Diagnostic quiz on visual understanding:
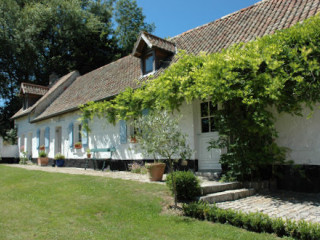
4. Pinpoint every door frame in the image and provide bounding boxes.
[195,100,221,170]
